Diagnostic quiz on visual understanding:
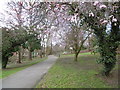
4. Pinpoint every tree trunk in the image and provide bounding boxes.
[18,50,22,63]
[39,50,42,58]
[93,27,118,76]
[21,48,24,59]
[100,49,117,76]
[2,56,9,69]
[103,61,116,76]
[50,41,52,55]
[32,51,34,58]
[74,53,79,62]
[98,39,118,76]
[29,50,32,60]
